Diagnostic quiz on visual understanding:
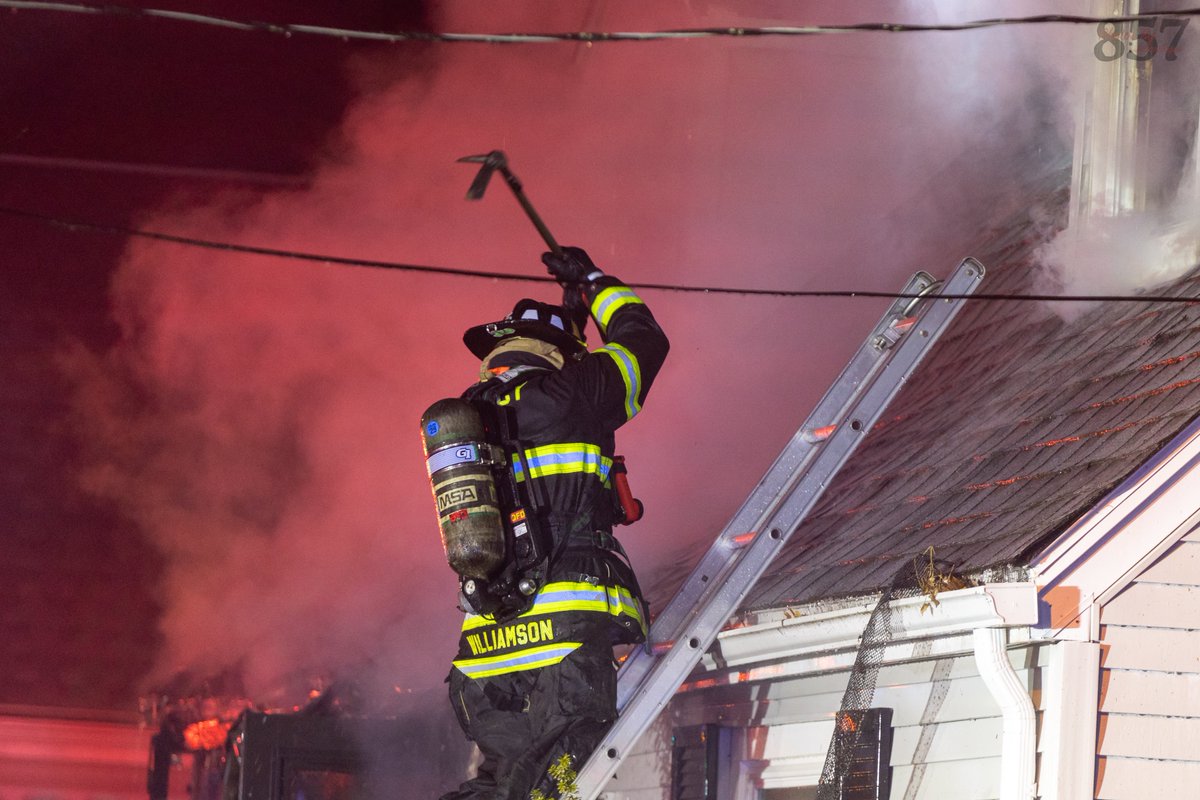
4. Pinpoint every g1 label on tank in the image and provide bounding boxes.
[425,420,440,436]
[427,444,480,474]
